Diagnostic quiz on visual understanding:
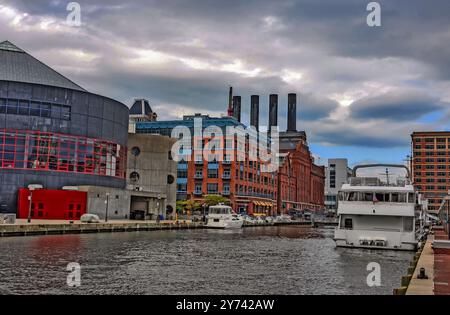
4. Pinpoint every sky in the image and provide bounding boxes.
[1,0,450,166]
